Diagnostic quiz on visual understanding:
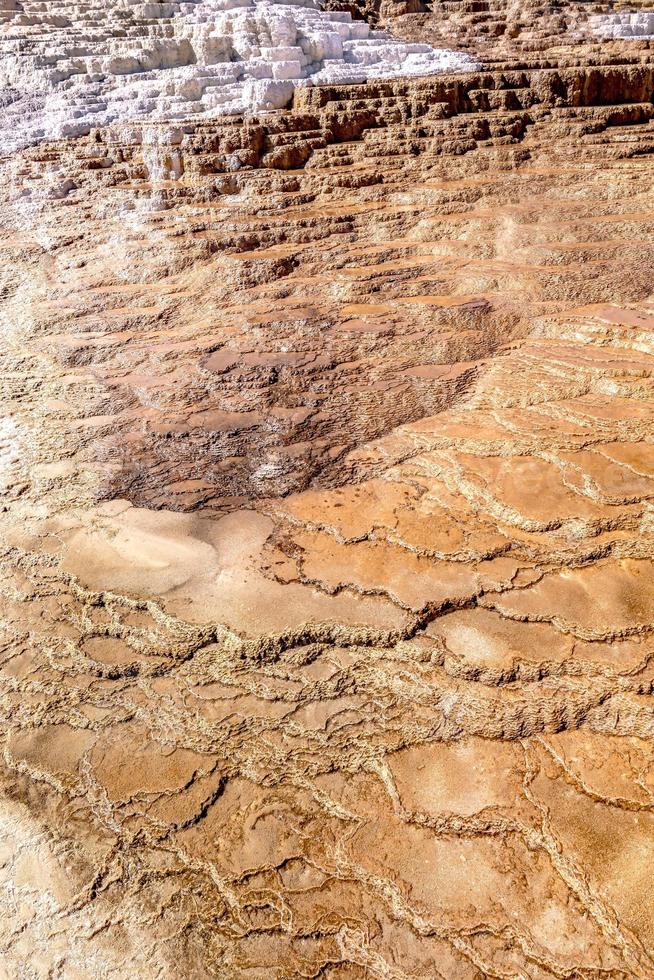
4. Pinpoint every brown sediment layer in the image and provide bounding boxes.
[1,18,654,979]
